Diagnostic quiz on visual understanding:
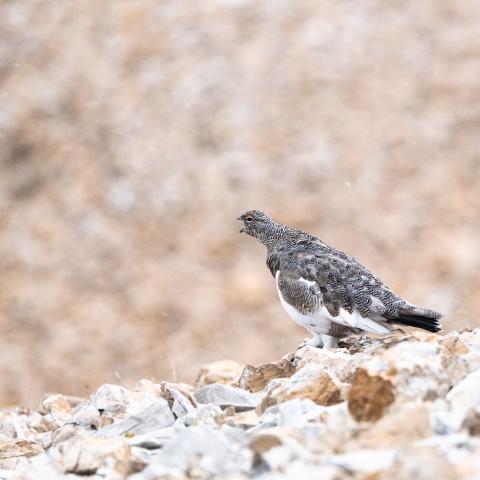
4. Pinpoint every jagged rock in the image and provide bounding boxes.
[196,360,245,387]
[194,384,261,411]
[367,340,452,401]
[52,424,77,446]
[54,436,130,475]
[347,368,395,422]
[90,384,132,417]
[161,383,197,419]
[0,440,42,459]
[91,383,169,422]
[150,426,252,477]
[98,399,175,436]
[446,369,480,411]
[71,405,101,429]
[42,394,72,426]
[259,364,344,414]
[225,409,260,429]
[237,355,296,393]
[295,345,368,382]
[428,369,480,435]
